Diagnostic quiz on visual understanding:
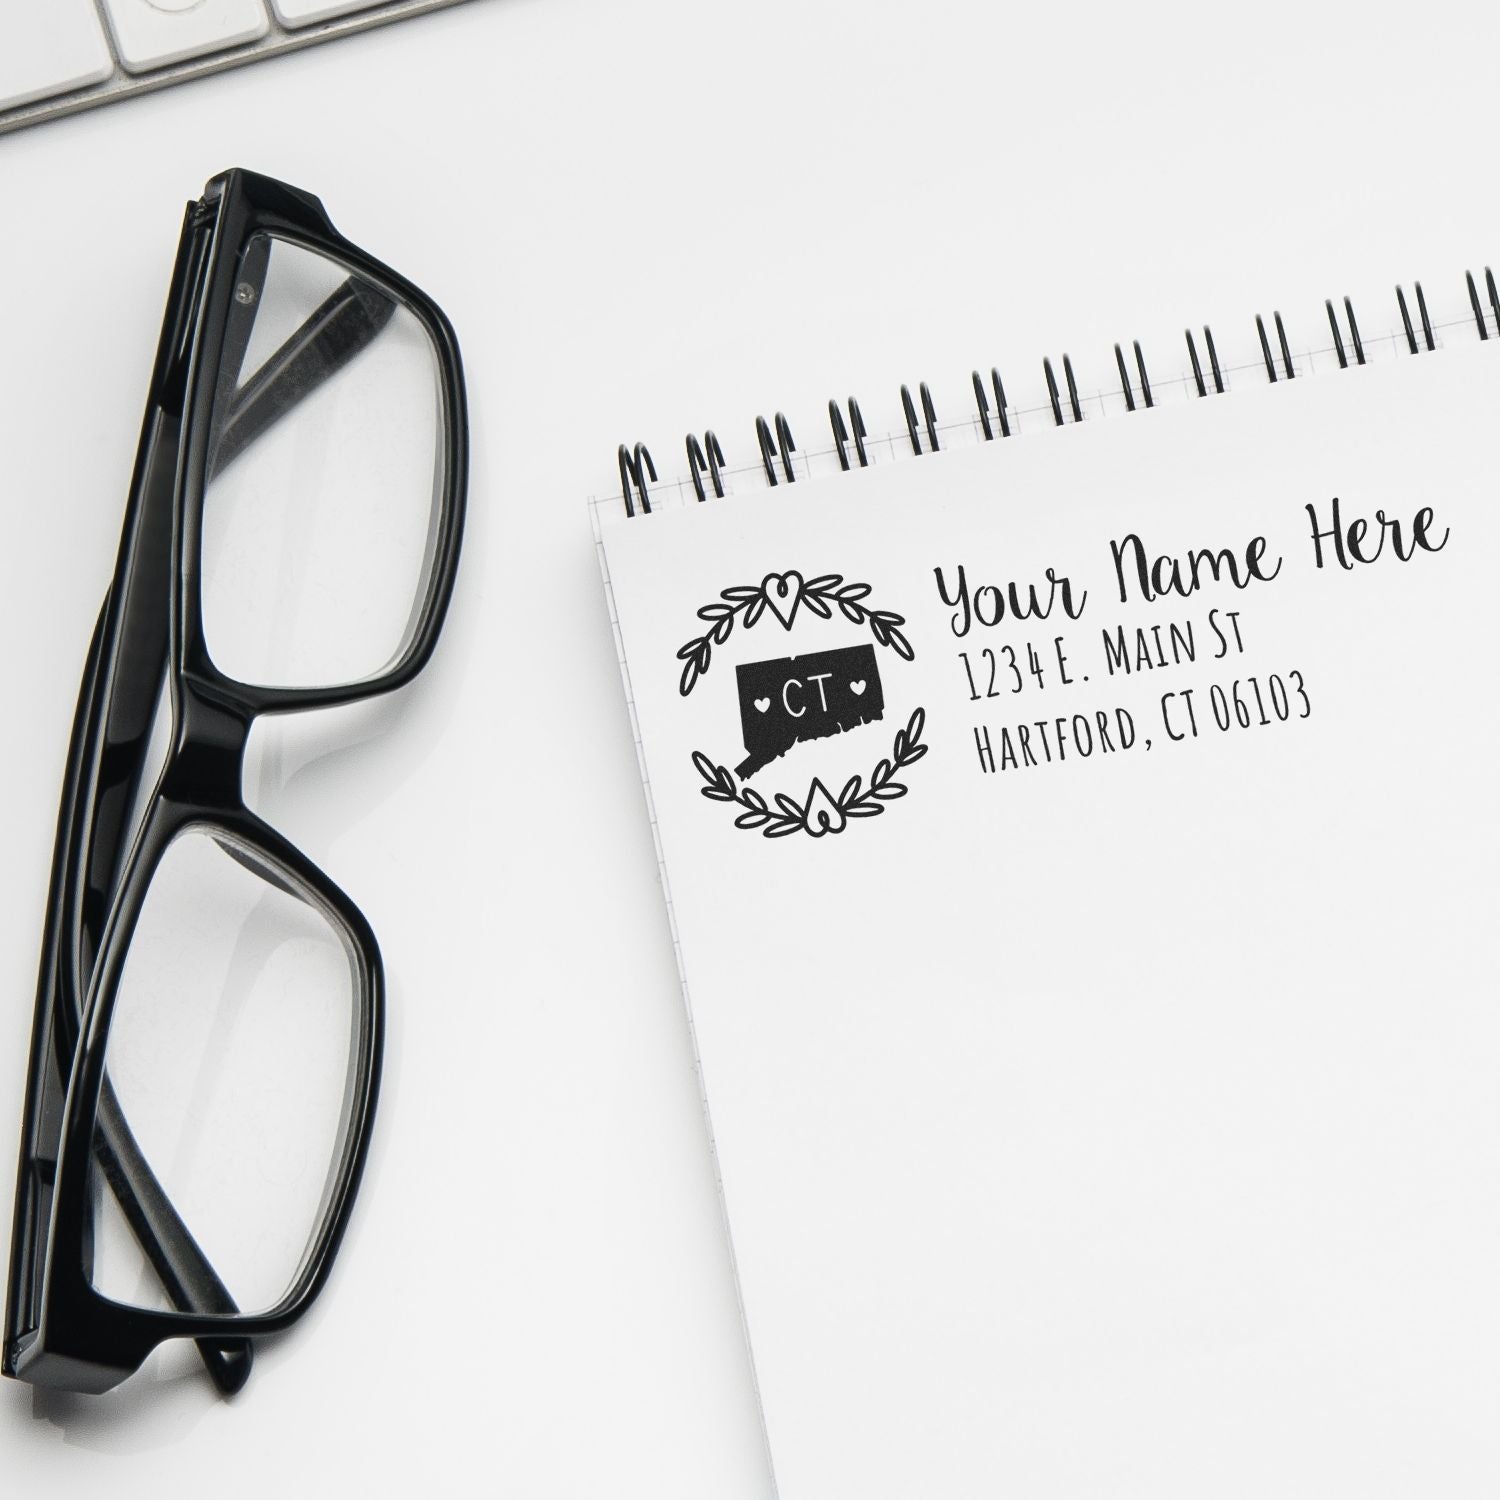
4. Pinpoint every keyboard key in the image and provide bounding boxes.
[100,0,271,75]
[272,0,390,25]
[0,0,114,111]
